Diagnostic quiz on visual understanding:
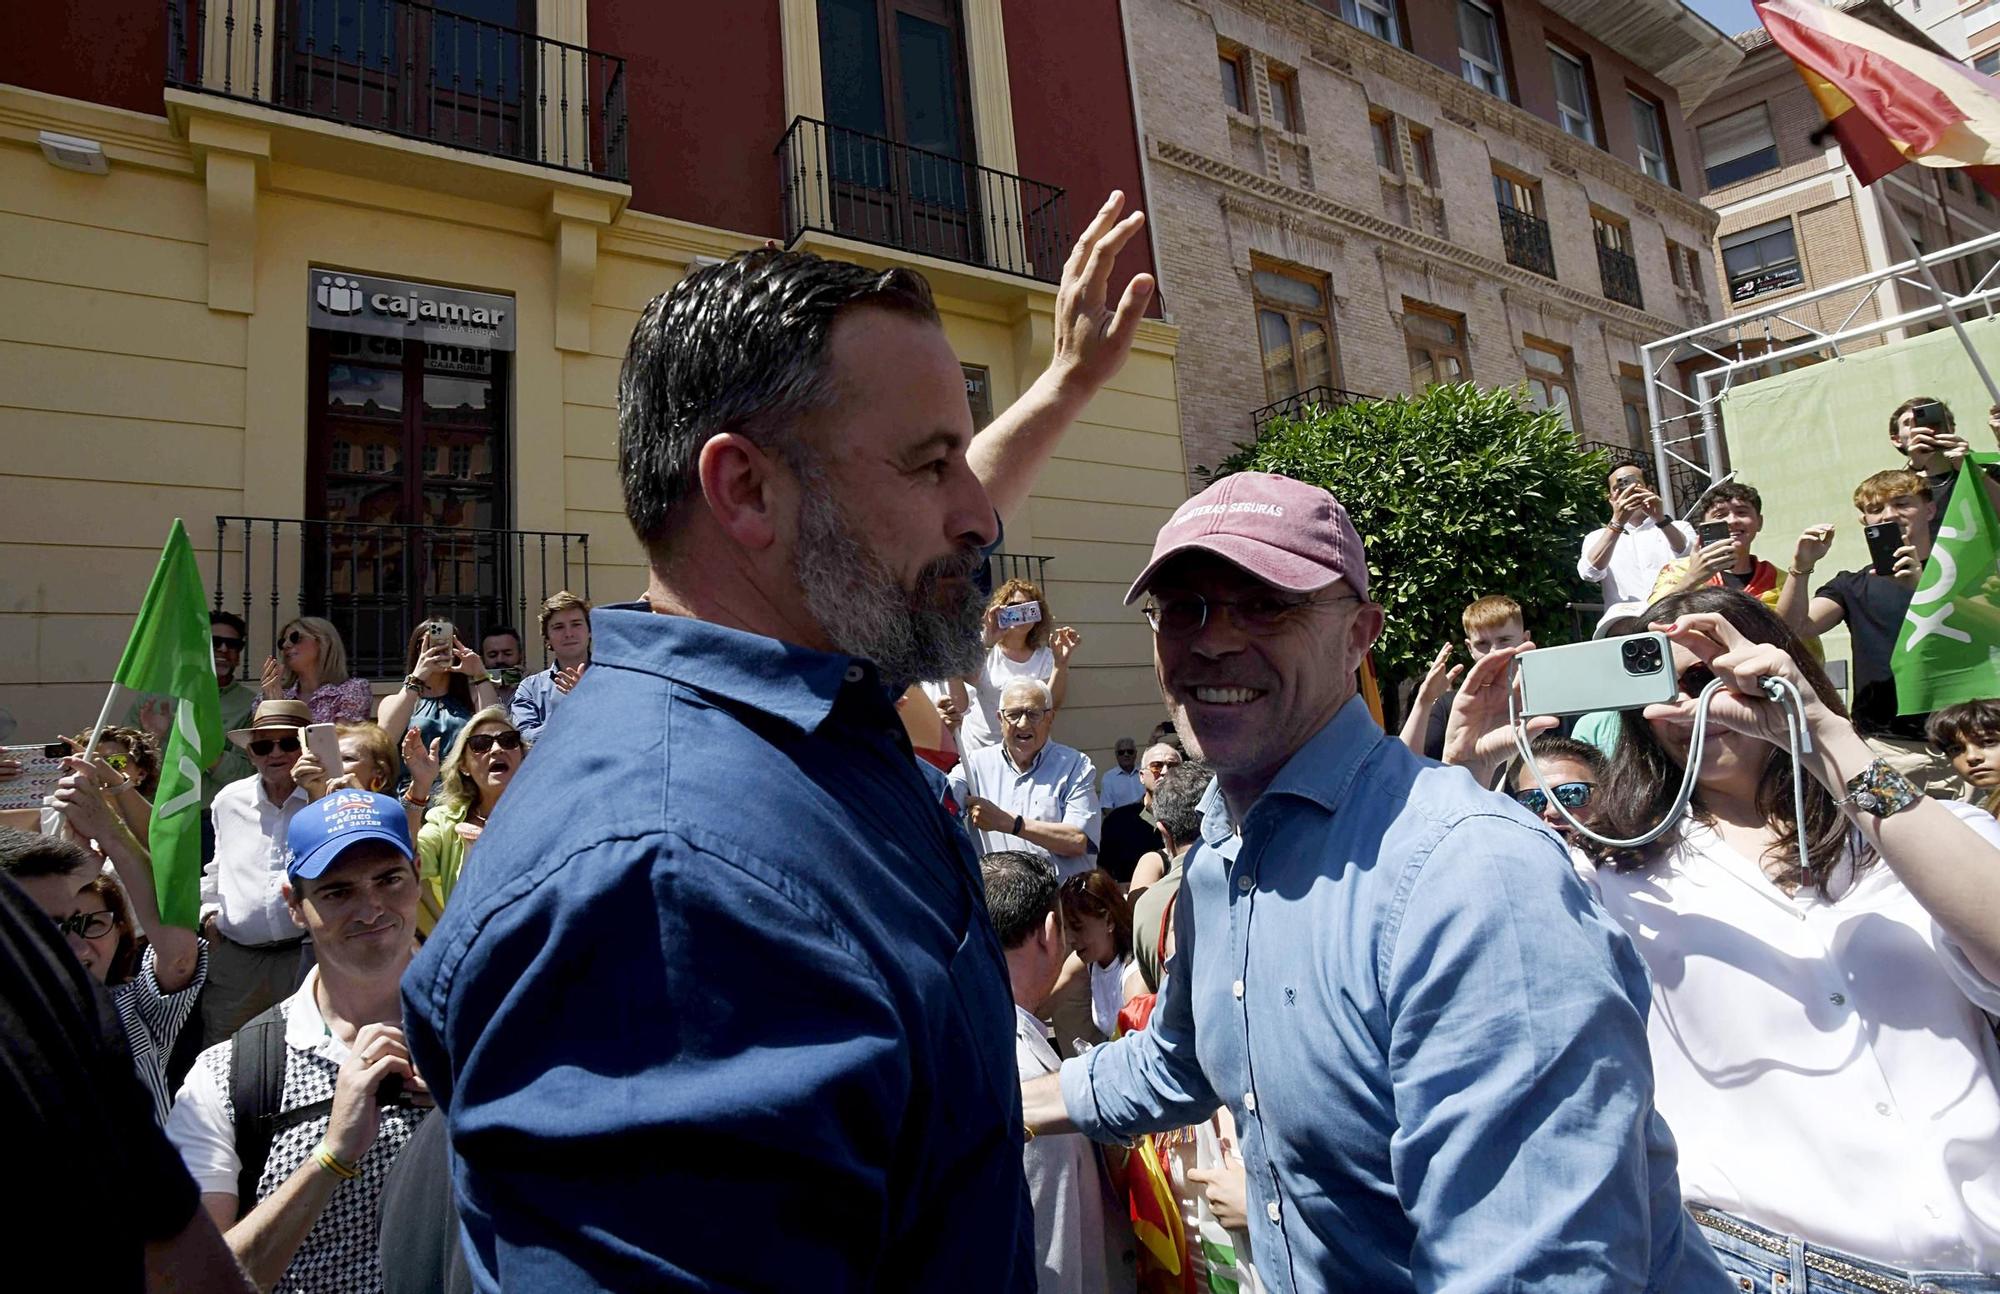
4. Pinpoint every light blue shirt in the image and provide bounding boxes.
[1059,696,1727,1293]
[508,664,566,744]
[948,739,1101,878]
